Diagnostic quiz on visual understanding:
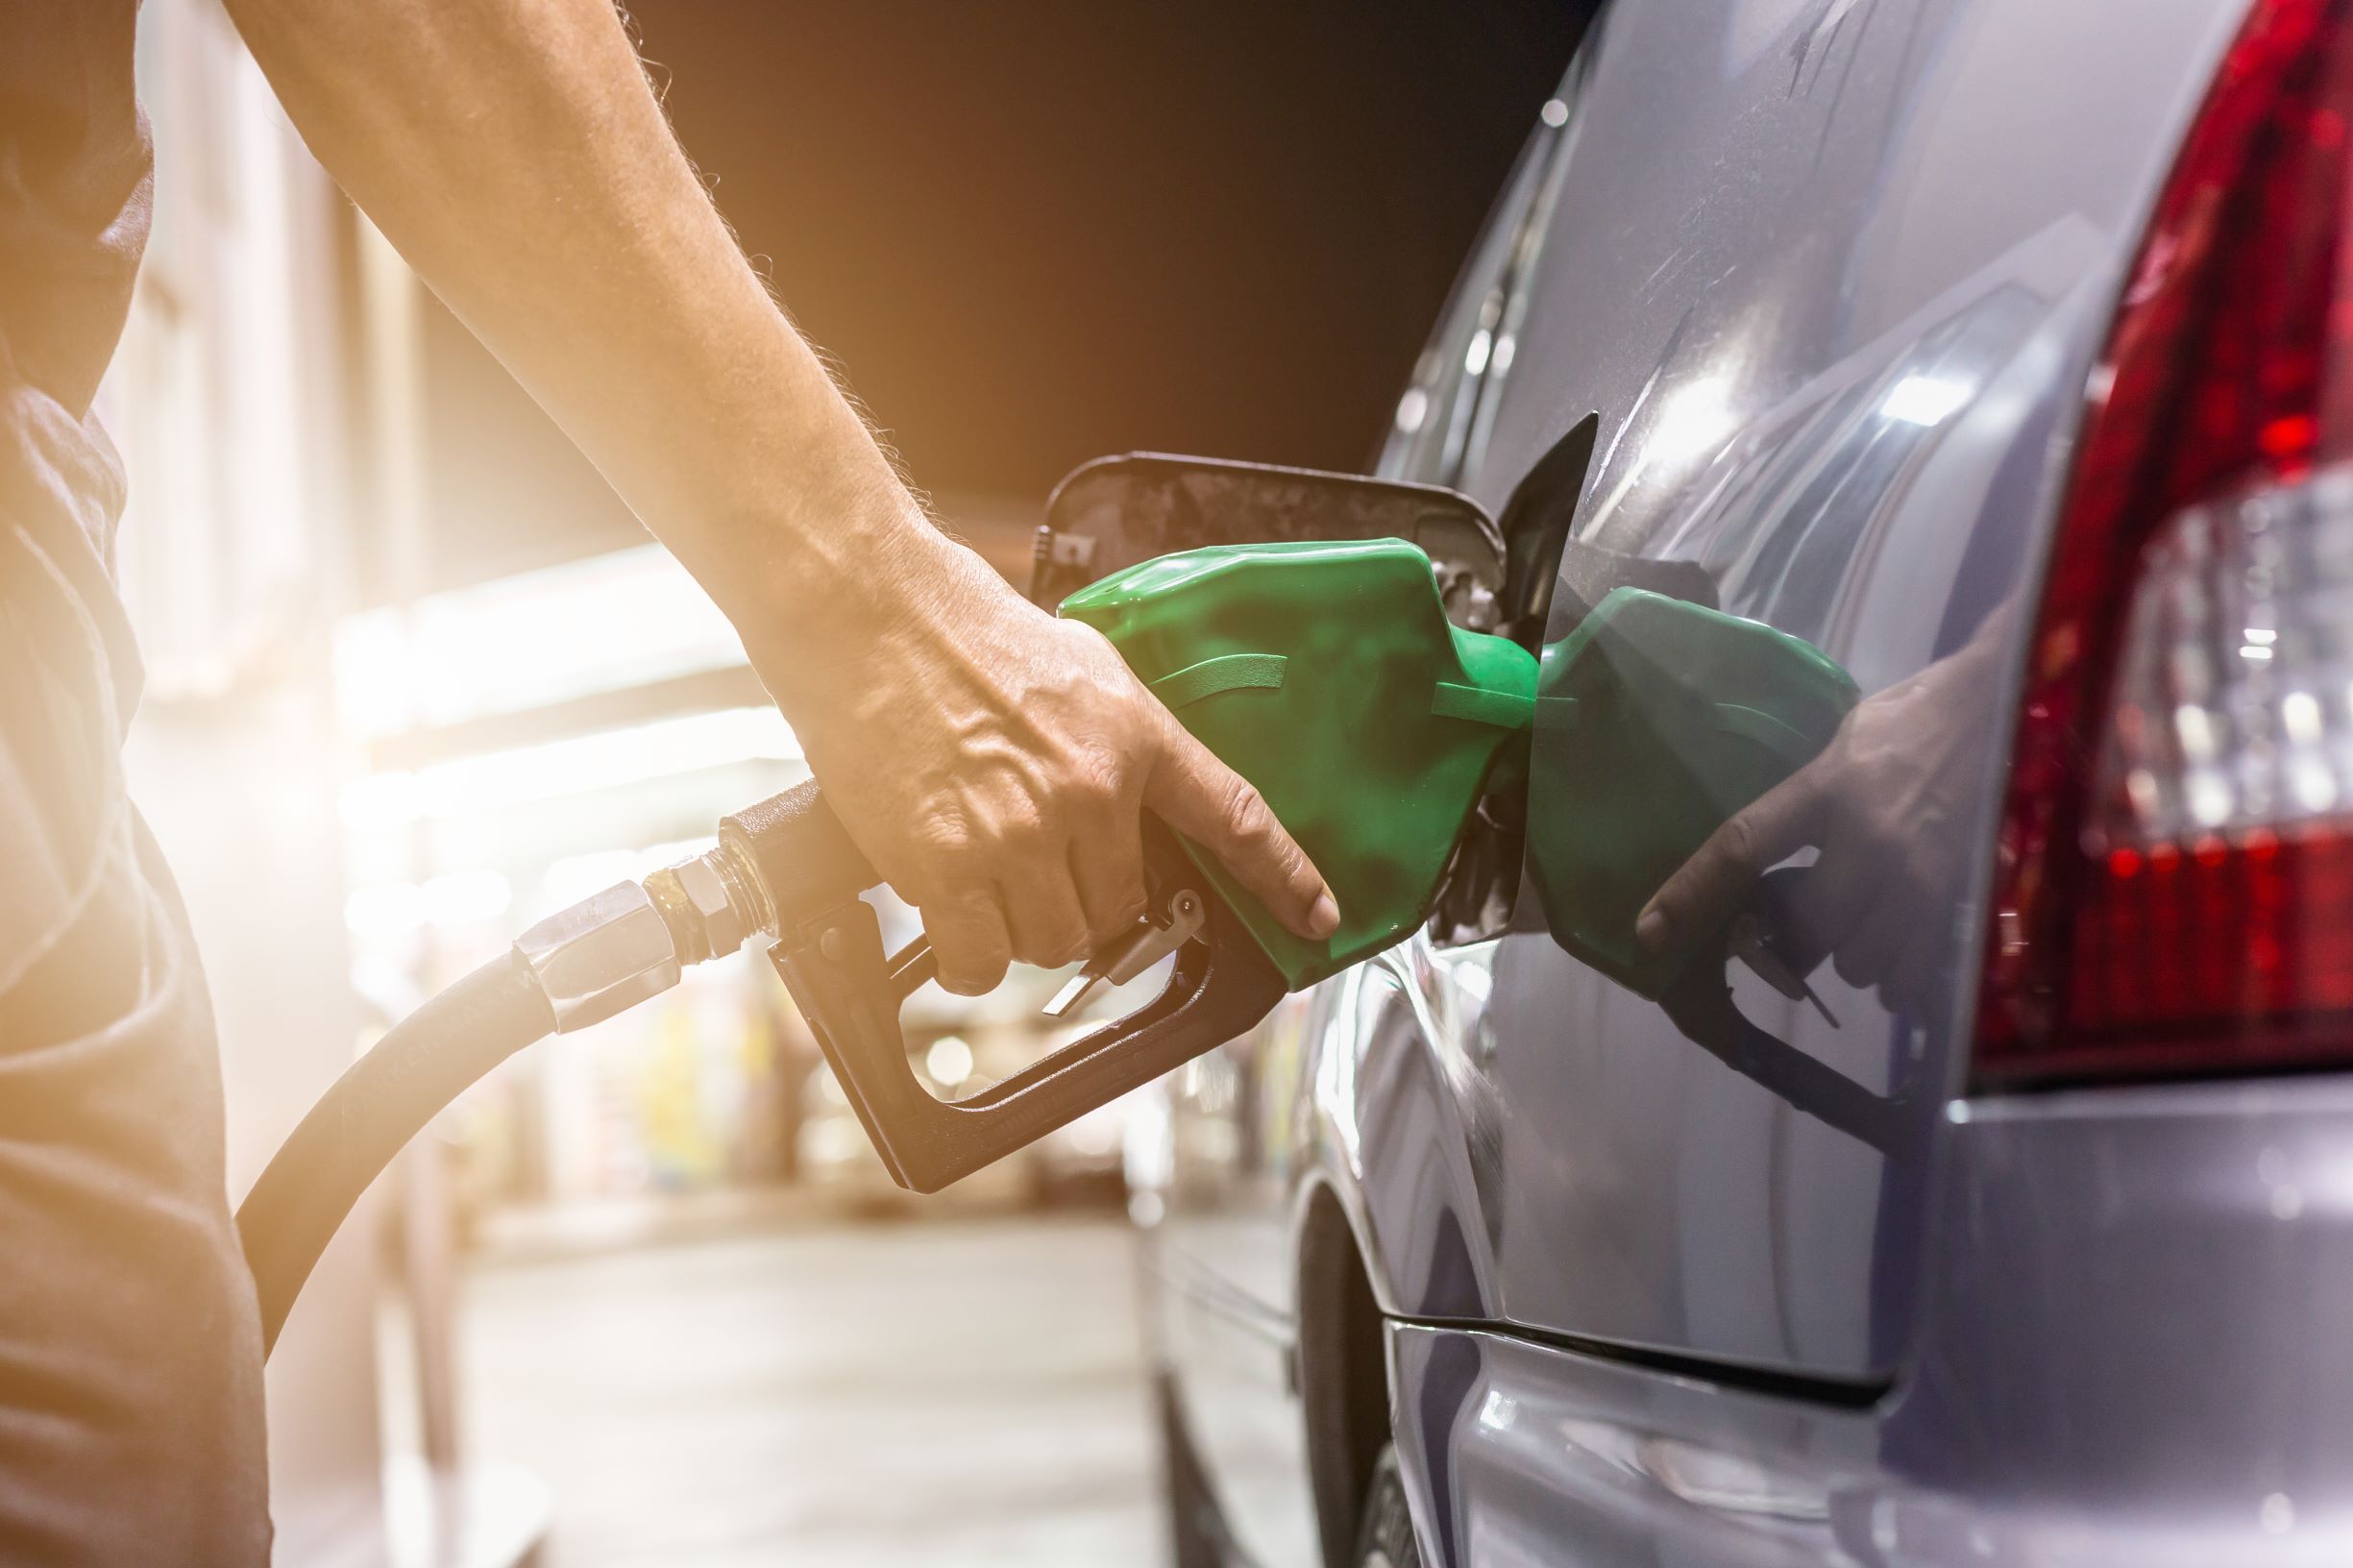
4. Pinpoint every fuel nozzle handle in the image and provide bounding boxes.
[720,779,878,930]
[690,778,1292,1194]
[652,775,1285,1195]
